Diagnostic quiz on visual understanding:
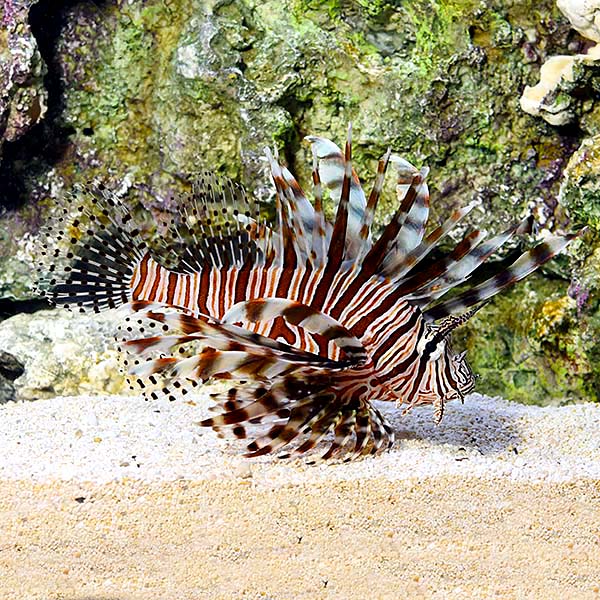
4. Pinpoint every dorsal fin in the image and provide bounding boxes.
[278,165,313,262]
[280,164,316,239]
[358,170,422,278]
[384,201,477,280]
[305,130,366,258]
[425,232,581,319]
[355,148,391,261]
[327,123,354,267]
[383,157,430,268]
[265,148,304,268]
[392,229,487,296]
[309,143,329,265]
[407,216,533,303]
[159,172,270,272]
